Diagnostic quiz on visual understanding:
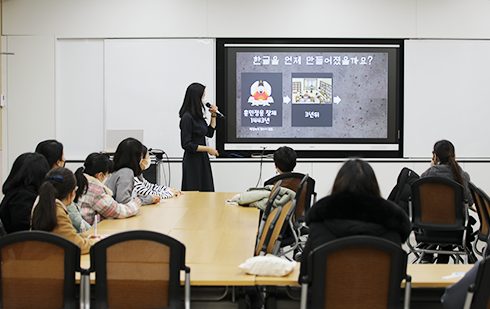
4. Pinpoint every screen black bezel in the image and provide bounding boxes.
[216,38,404,158]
